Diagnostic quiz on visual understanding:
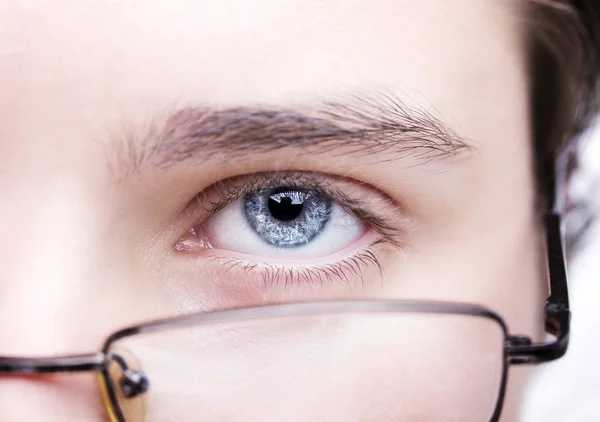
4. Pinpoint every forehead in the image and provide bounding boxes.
[0,0,523,111]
